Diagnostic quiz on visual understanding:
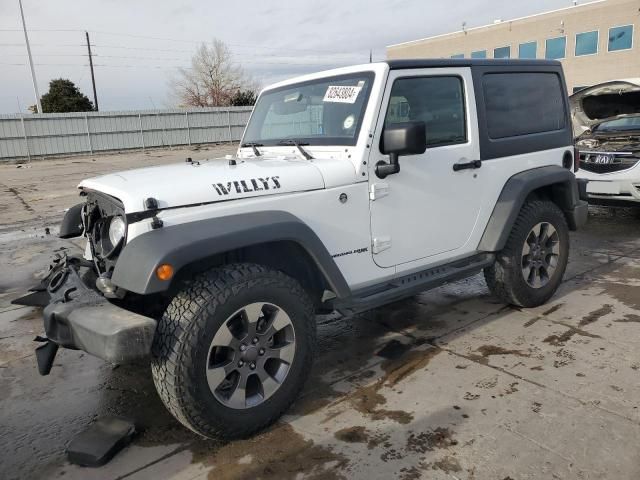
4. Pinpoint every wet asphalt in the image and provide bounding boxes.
[2,148,640,479]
